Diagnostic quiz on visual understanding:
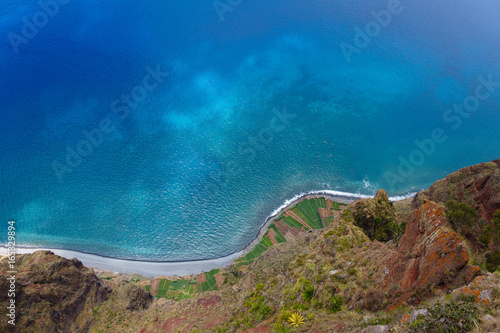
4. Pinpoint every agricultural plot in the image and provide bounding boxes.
[293,199,323,229]
[332,201,347,210]
[282,216,303,229]
[147,277,195,300]
[234,233,277,268]
[197,268,220,292]
[270,224,287,243]
[316,197,327,209]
